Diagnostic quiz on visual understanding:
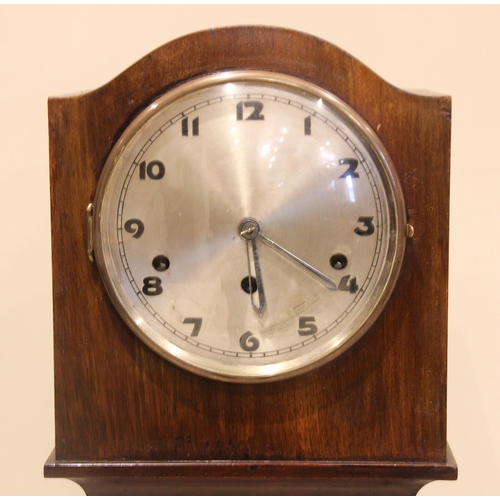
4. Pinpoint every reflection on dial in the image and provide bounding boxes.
[94,71,405,382]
